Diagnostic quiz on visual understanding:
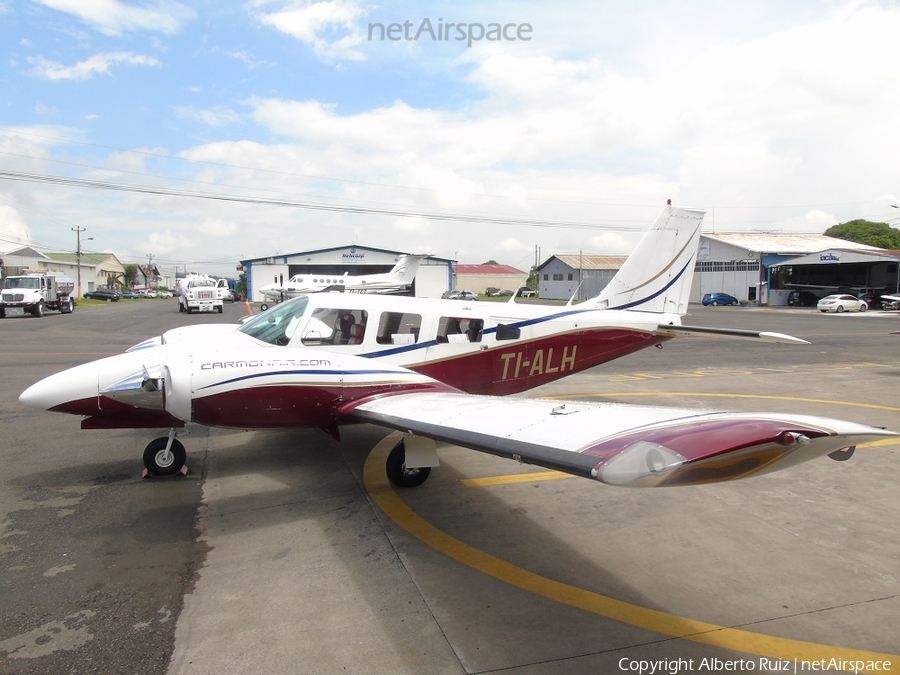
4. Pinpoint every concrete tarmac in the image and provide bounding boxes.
[1,300,898,674]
